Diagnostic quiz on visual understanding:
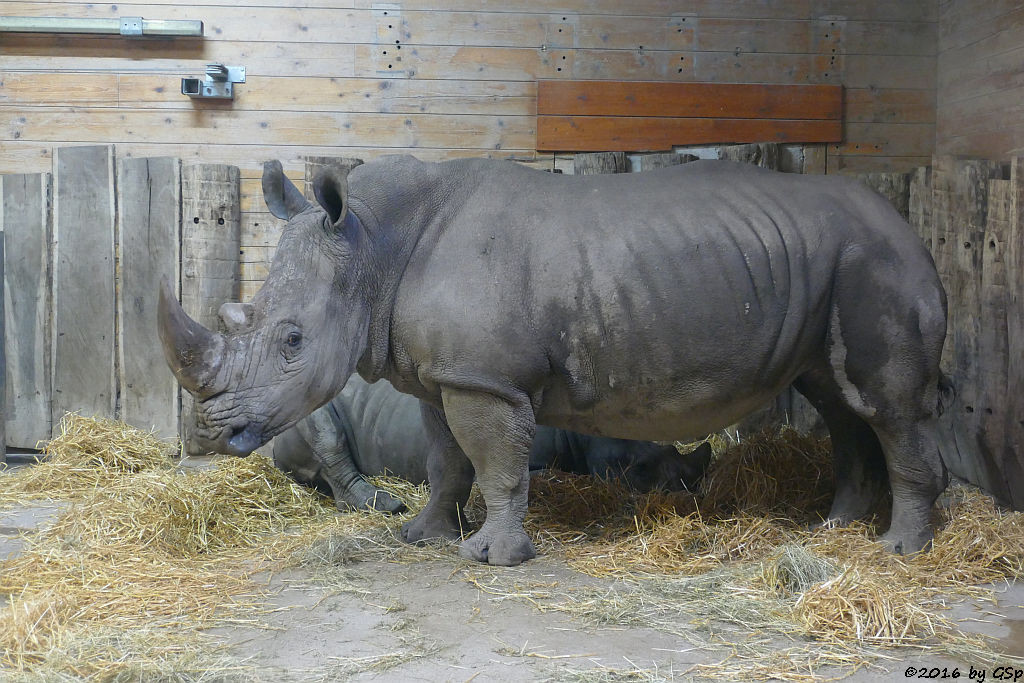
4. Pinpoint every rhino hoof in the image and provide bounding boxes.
[879,528,933,555]
[400,508,464,544]
[459,530,536,567]
[366,491,407,515]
